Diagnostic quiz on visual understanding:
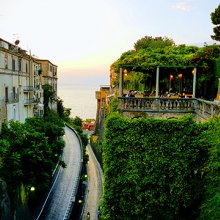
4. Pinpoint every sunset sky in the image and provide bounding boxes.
[1,0,219,86]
